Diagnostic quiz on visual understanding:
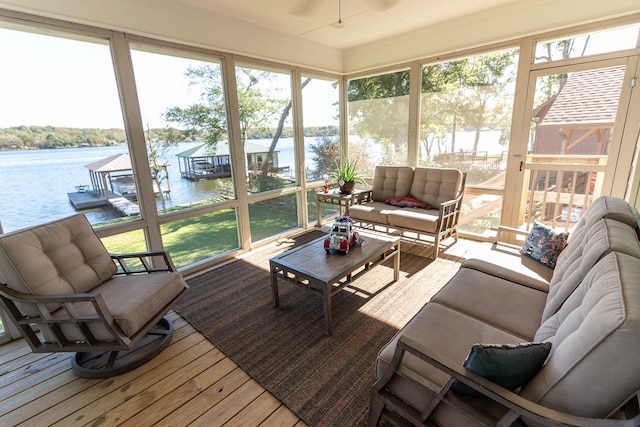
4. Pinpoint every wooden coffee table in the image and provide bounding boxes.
[270,230,400,335]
